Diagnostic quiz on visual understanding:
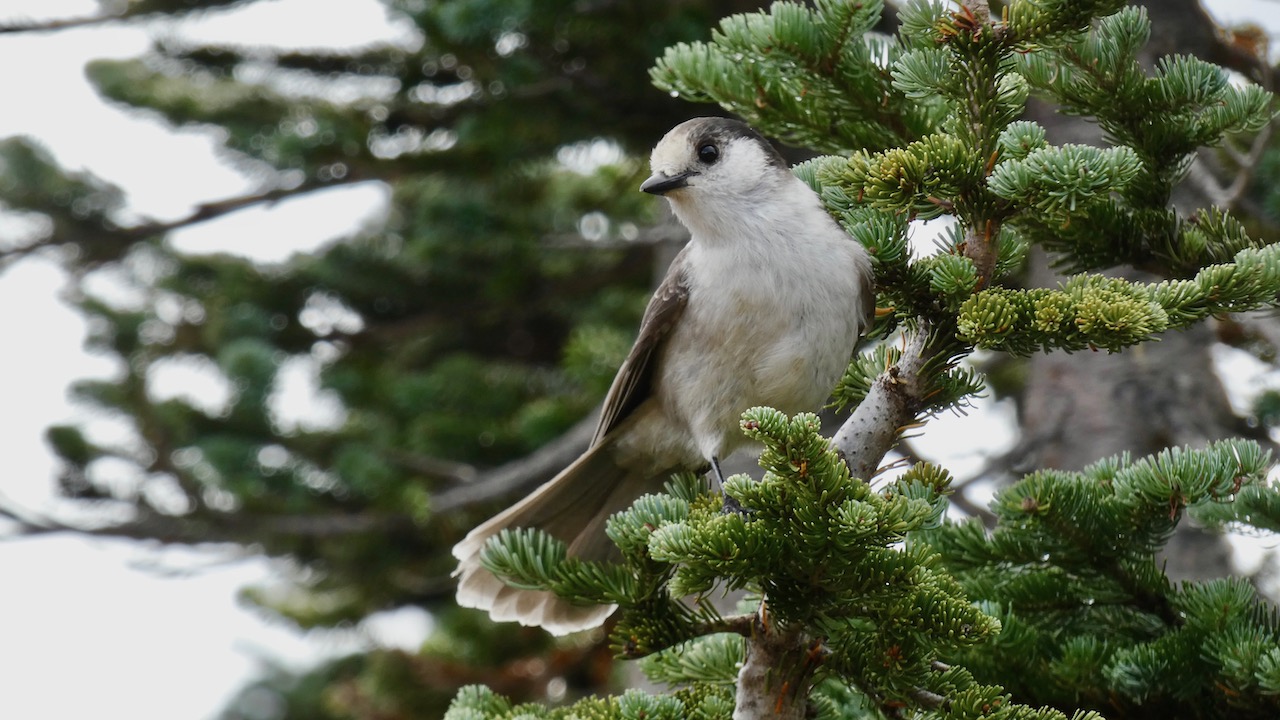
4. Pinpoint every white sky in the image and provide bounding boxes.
[0,1,1278,719]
